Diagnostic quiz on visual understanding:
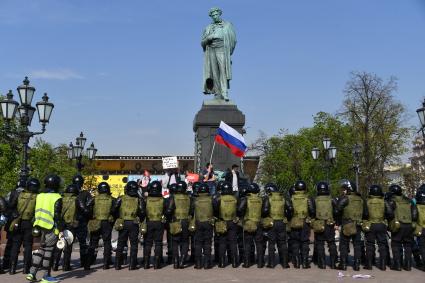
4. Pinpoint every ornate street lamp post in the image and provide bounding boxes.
[67,132,97,174]
[416,99,425,140]
[311,137,337,183]
[0,77,54,181]
[352,143,361,191]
